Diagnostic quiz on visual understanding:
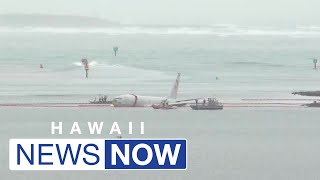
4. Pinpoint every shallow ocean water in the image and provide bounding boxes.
[0,33,320,102]
[0,29,320,179]
[1,107,320,179]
